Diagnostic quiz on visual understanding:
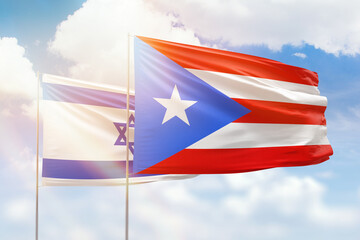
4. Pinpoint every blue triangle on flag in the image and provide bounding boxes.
[133,37,250,173]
